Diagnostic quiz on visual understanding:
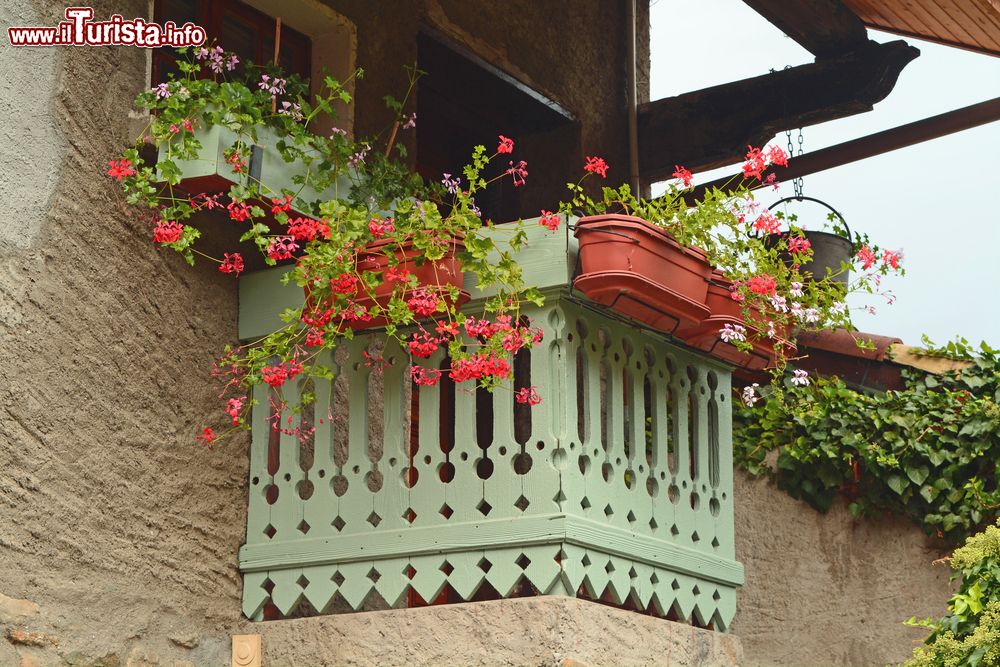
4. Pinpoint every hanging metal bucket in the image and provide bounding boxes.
[765,196,854,285]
